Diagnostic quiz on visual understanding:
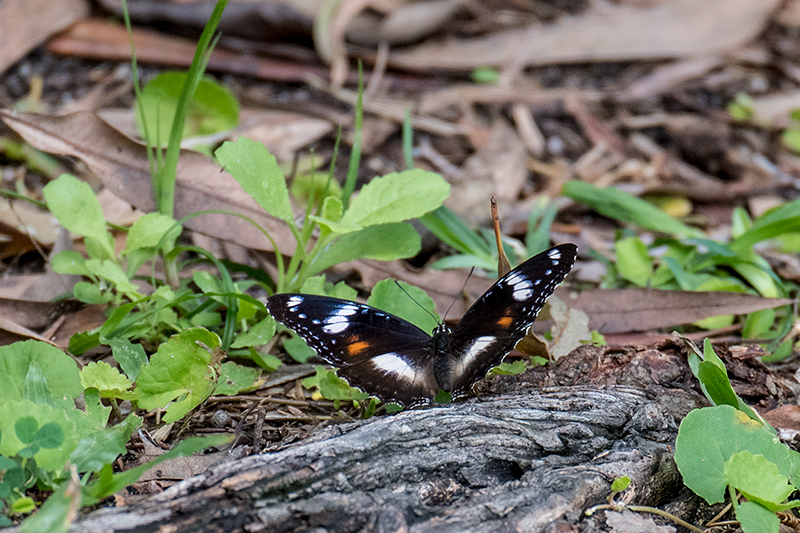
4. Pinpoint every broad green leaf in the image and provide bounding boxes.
[309,215,362,235]
[125,213,181,253]
[80,362,136,401]
[614,236,652,287]
[308,222,420,275]
[73,281,114,304]
[215,137,293,223]
[674,405,793,504]
[0,401,77,471]
[85,434,232,504]
[42,174,114,259]
[282,334,316,363]
[135,328,221,423]
[50,251,91,276]
[367,279,439,333]
[135,71,239,145]
[340,169,450,227]
[230,316,277,348]
[0,340,81,404]
[316,369,369,402]
[12,496,36,515]
[562,181,703,238]
[70,415,141,473]
[214,362,261,396]
[488,360,527,375]
[734,501,780,533]
[725,451,796,510]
